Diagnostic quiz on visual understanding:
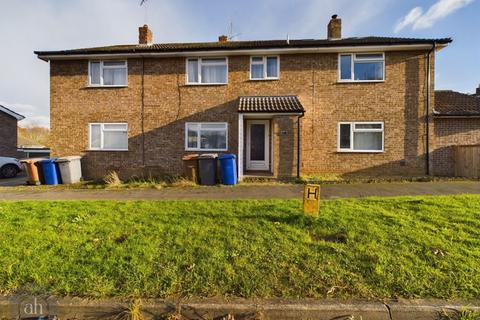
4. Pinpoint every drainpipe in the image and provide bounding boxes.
[297,112,305,179]
[141,57,146,166]
[425,41,435,175]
